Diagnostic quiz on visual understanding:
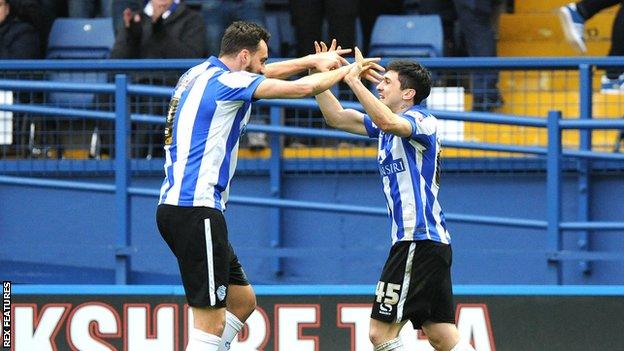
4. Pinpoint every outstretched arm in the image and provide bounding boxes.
[254,64,349,99]
[263,49,350,79]
[254,55,381,99]
[344,47,413,137]
[315,90,368,136]
[310,41,369,136]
